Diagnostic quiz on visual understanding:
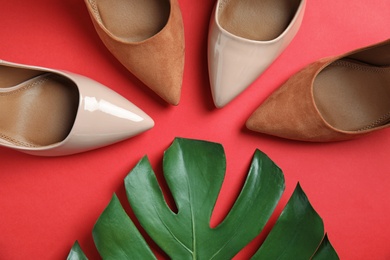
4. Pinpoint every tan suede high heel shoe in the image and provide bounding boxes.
[0,60,154,156]
[246,39,390,141]
[84,0,185,105]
